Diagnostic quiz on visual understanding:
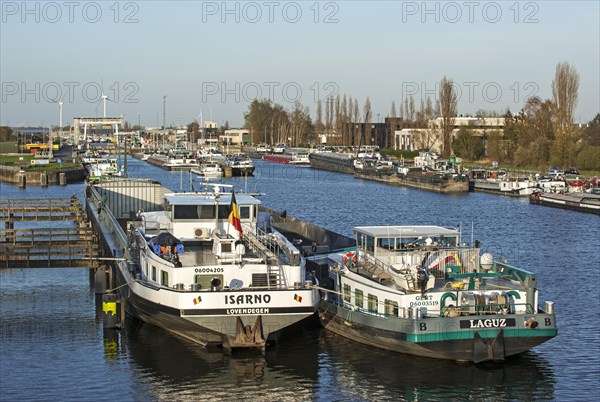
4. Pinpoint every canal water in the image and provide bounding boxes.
[1,158,598,401]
